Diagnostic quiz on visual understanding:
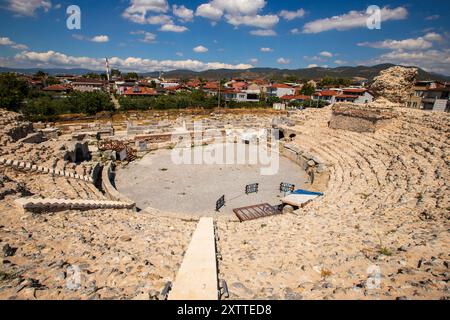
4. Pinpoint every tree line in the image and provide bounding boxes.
[0,73,114,121]
[0,72,331,121]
